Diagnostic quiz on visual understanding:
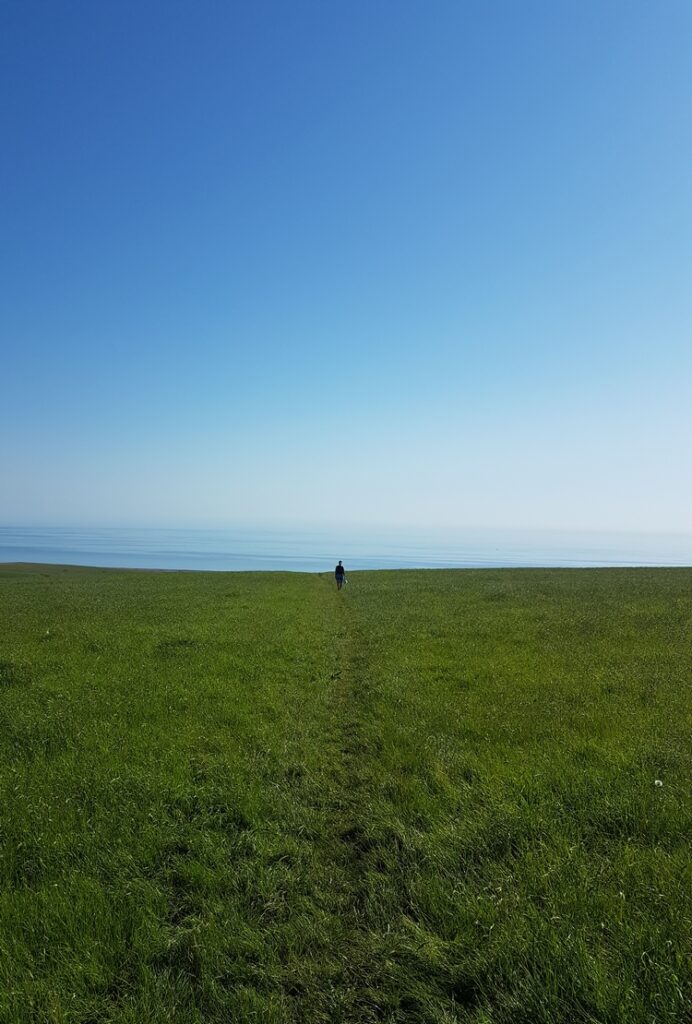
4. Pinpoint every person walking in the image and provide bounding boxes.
[335,560,346,590]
